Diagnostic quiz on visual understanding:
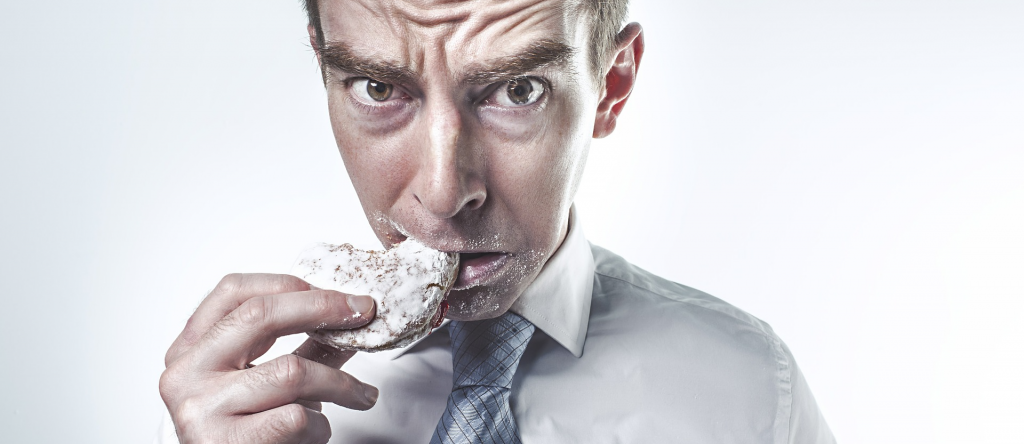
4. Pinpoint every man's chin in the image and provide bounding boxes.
[443,249,549,320]
[443,285,518,321]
